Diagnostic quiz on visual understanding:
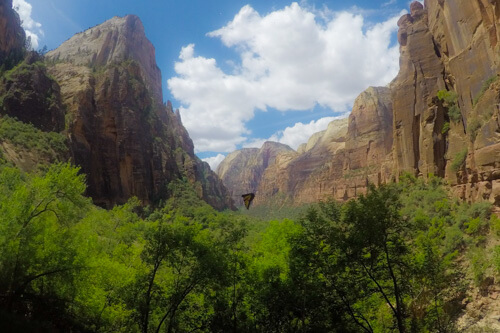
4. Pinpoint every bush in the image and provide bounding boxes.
[441,121,450,134]
[437,90,458,104]
[467,118,482,143]
[494,246,500,274]
[450,148,467,172]
[448,105,462,122]
[473,75,498,105]
[0,116,67,159]
[437,90,462,123]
